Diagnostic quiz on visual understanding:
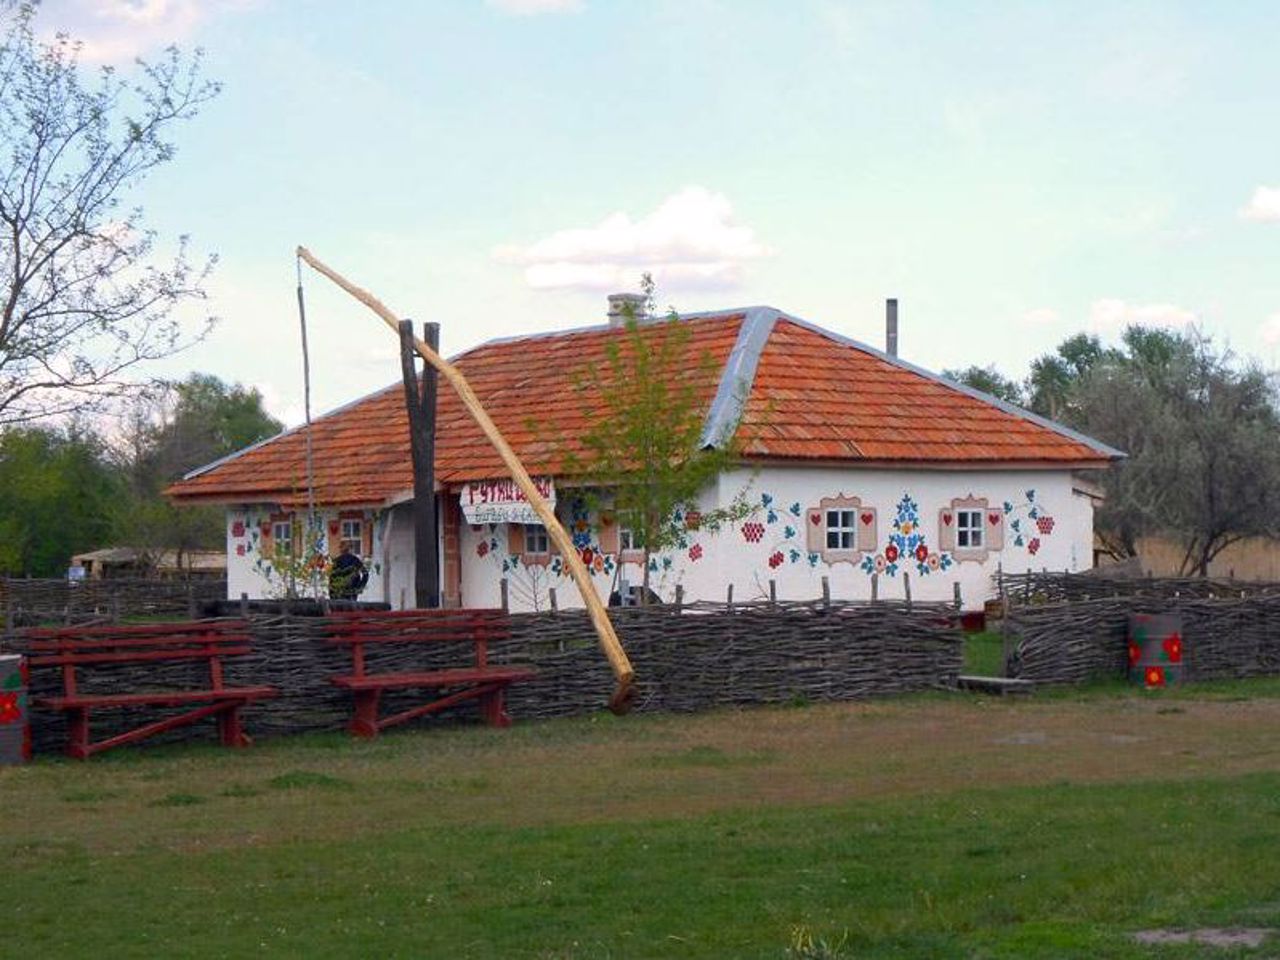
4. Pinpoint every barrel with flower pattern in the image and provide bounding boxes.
[0,654,30,763]
[1128,614,1183,688]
